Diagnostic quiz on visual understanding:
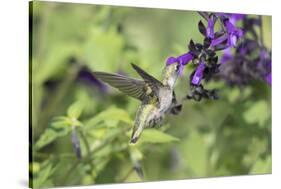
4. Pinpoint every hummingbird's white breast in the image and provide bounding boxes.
[158,87,173,114]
